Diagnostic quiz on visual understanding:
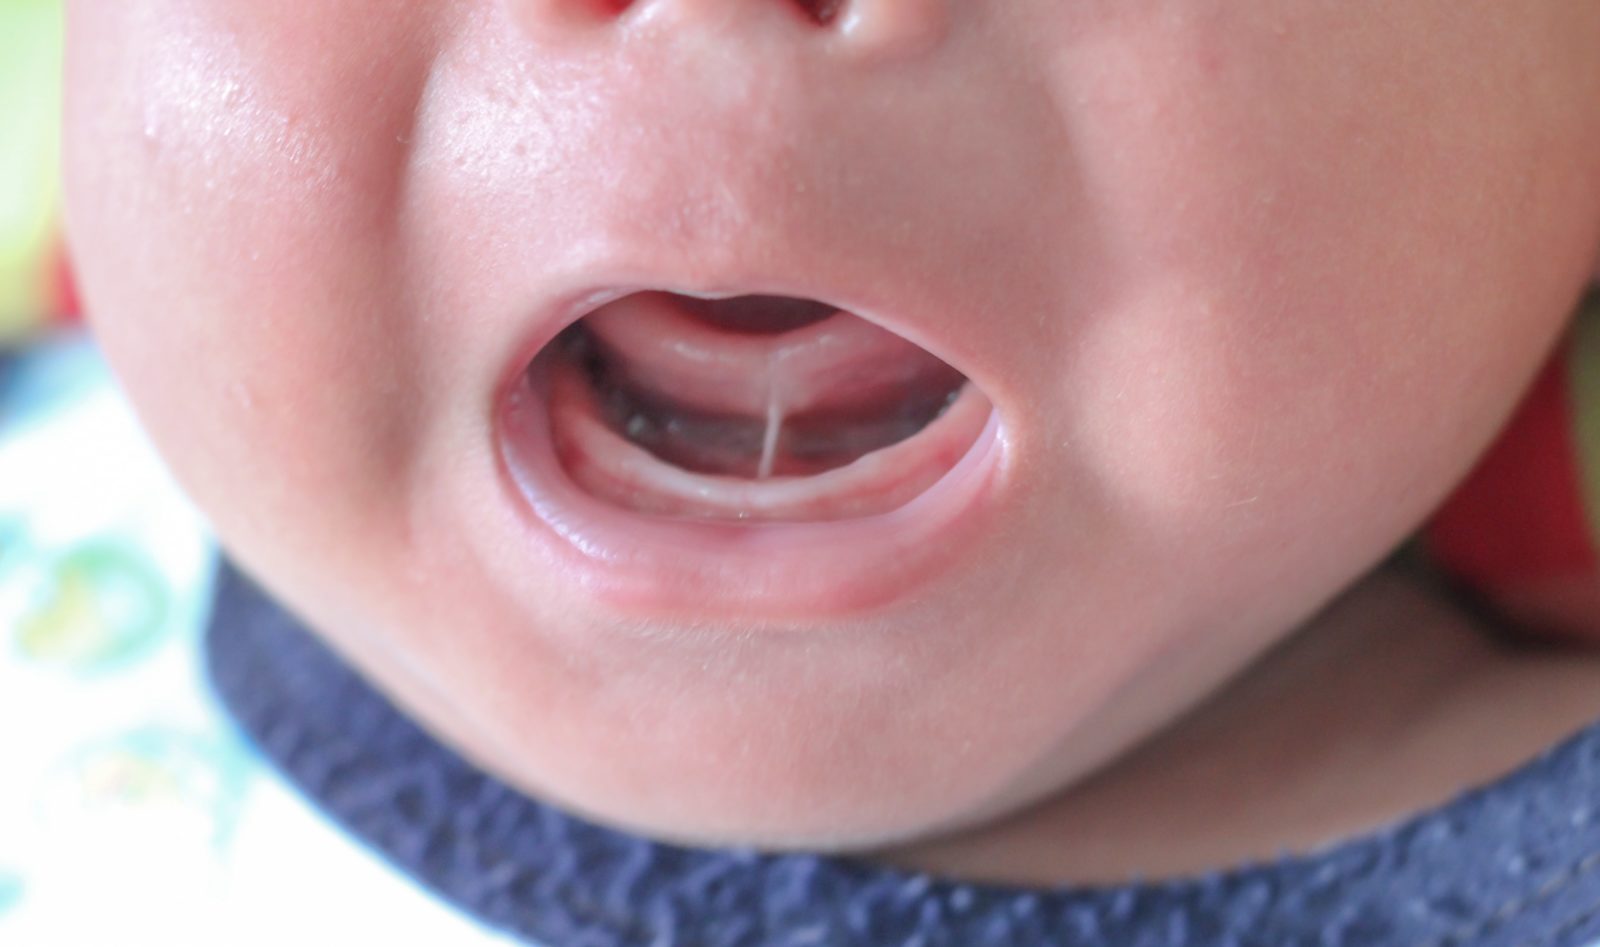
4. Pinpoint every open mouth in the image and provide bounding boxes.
[522,291,993,523]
